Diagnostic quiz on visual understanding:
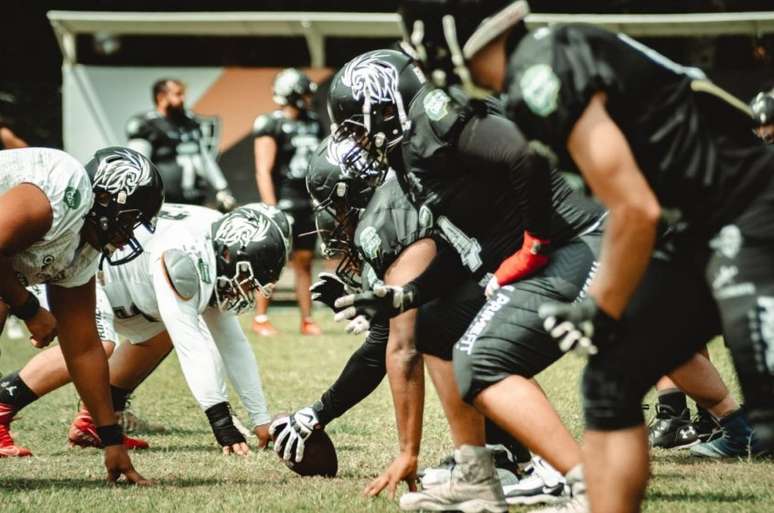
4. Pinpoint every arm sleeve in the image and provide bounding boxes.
[457,114,552,239]
[201,307,271,427]
[152,260,229,412]
[198,149,229,191]
[313,320,388,426]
